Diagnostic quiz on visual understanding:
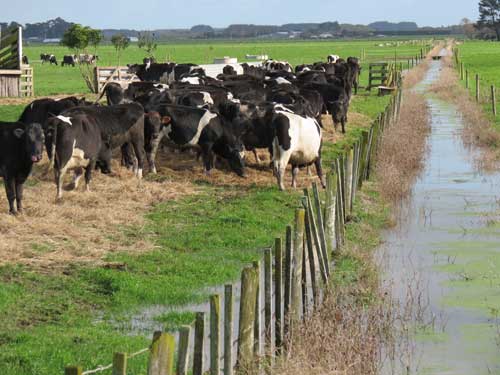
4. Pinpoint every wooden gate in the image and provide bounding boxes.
[94,66,139,94]
[20,65,33,97]
[367,63,388,91]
